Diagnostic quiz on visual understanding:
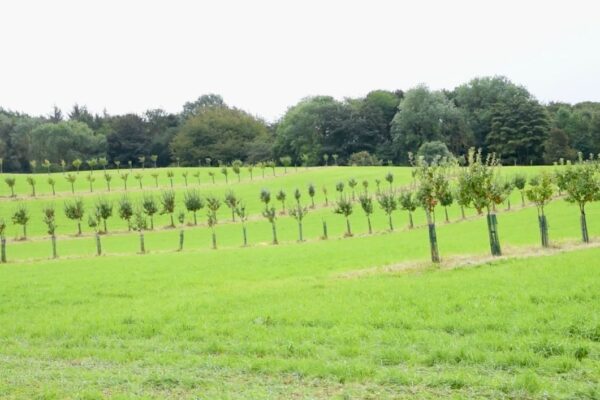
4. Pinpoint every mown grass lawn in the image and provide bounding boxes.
[1,242,599,399]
